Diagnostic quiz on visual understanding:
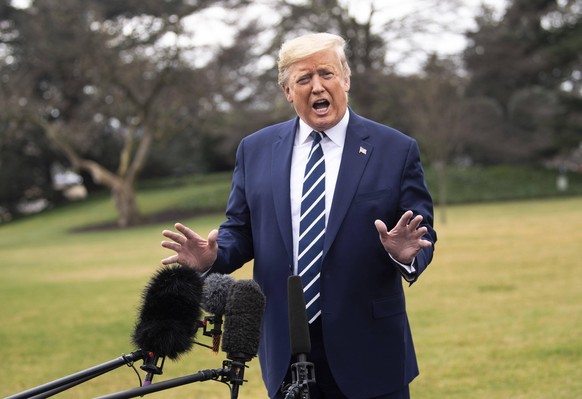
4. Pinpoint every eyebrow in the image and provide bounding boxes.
[294,66,335,78]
